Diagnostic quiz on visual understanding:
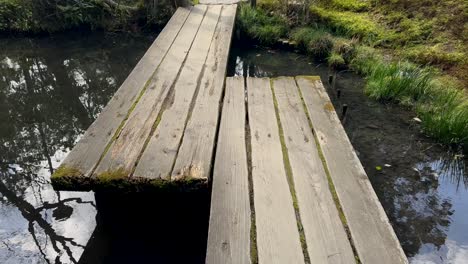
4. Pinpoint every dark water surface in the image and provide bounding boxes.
[0,32,210,264]
[227,43,468,264]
